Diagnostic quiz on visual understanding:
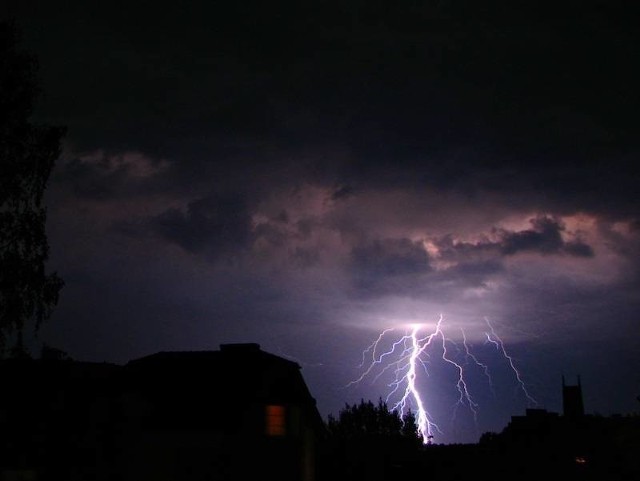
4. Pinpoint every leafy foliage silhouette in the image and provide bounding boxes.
[0,21,64,355]
[321,399,423,481]
[326,398,421,441]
